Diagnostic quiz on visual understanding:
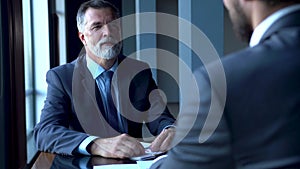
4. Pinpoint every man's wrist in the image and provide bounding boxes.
[86,140,94,154]
[78,136,99,155]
